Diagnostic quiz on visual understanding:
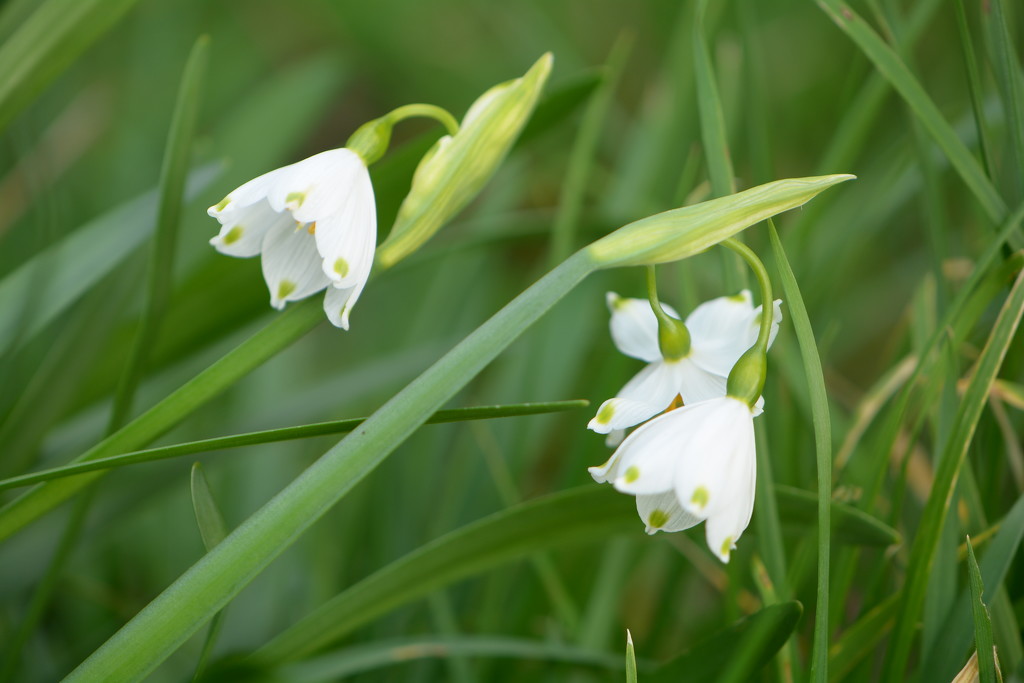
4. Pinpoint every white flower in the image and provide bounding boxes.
[589,395,757,562]
[208,148,376,330]
[588,291,781,443]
